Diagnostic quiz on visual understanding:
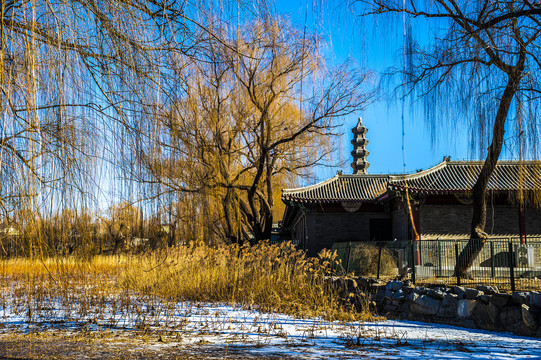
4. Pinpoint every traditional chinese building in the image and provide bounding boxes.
[280,117,541,256]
